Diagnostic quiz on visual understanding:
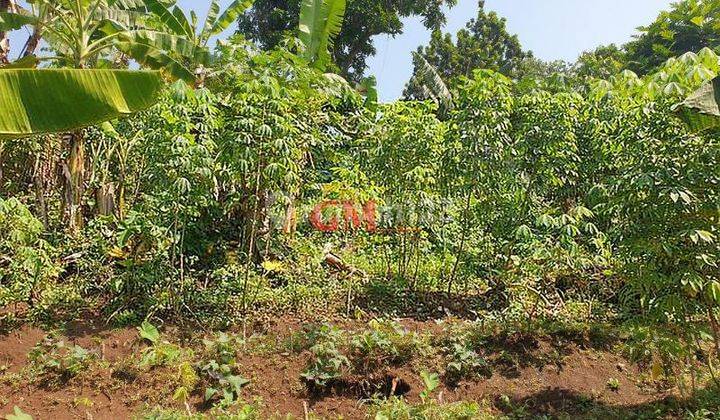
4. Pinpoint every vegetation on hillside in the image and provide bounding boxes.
[1,0,720,418]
